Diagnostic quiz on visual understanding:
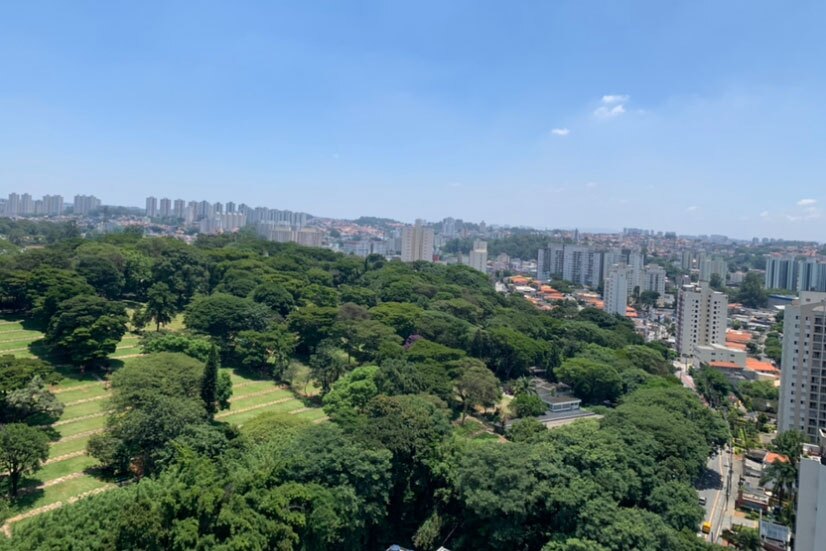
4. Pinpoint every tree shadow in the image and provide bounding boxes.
[695,466,723,491]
